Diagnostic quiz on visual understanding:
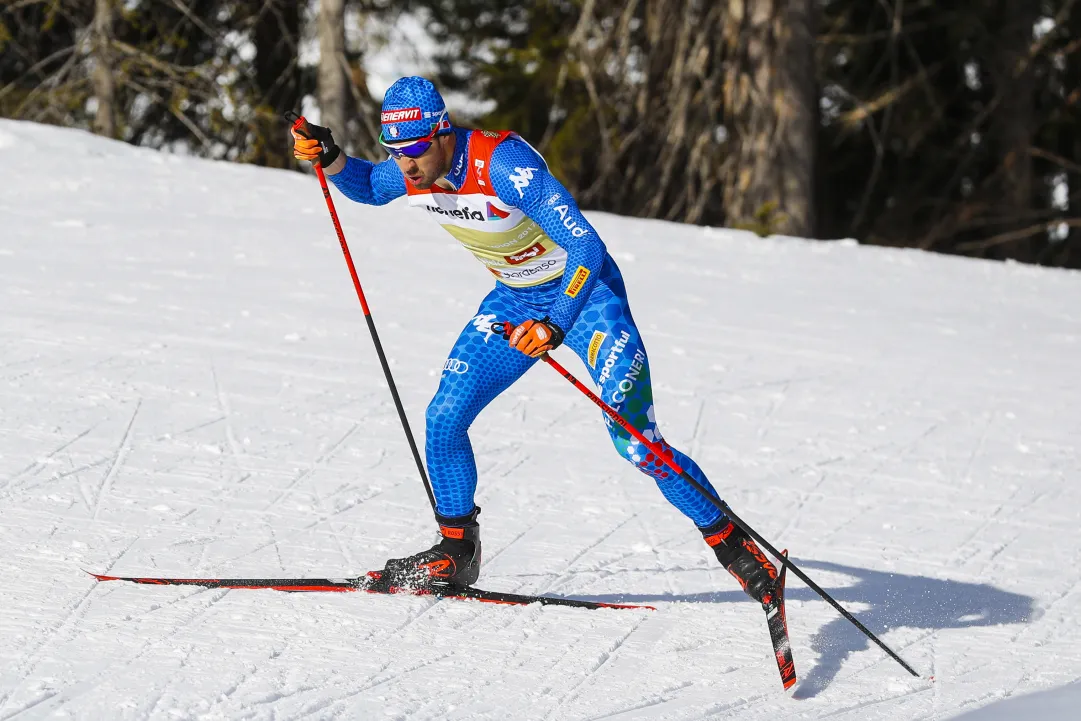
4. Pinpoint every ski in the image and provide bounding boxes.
[765,550,797,691]
[87,570,655,611]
